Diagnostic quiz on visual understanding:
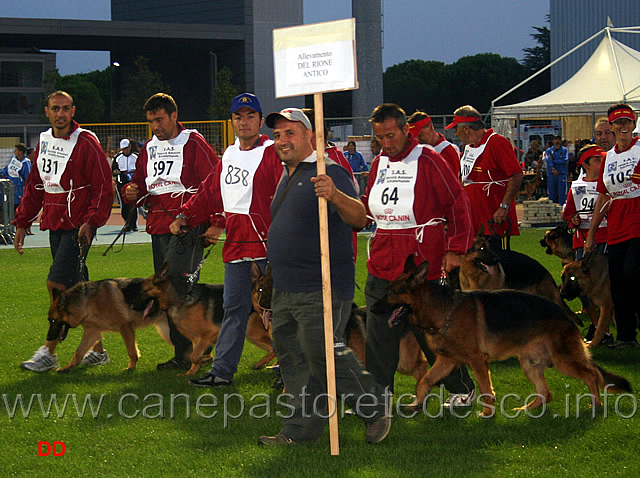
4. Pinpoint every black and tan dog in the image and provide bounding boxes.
[48,278,170,373]
[384,256,631,417]
[142,263,274,376]
[459,235,583,326]
[540,223,575,261]
[252,263,428,383]
[561,254,614,347]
